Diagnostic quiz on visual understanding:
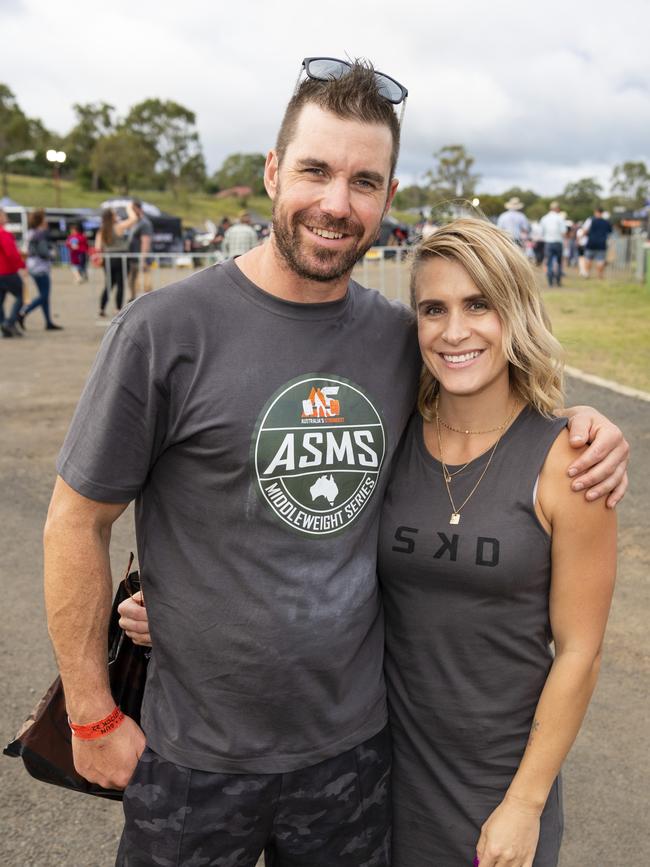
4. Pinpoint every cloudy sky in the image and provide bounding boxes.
[3,0,649,195]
